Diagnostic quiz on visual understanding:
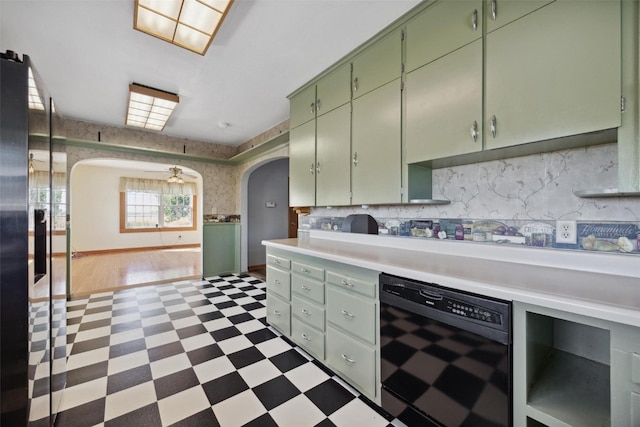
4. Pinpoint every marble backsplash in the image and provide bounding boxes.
[307,143,640,256]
